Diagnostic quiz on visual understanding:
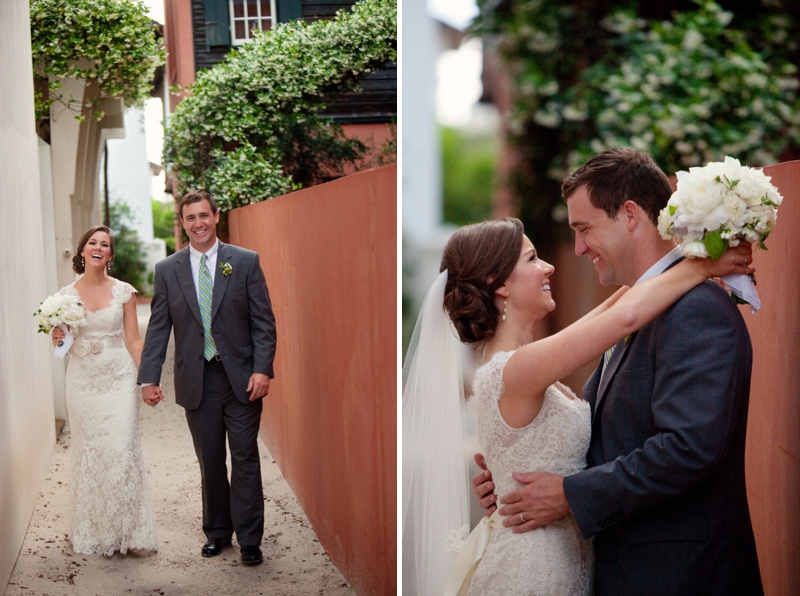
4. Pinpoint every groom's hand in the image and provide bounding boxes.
[499,471,571,533]
[141,384,165,407]
[247,373,270,401]
[472,454,498,516]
